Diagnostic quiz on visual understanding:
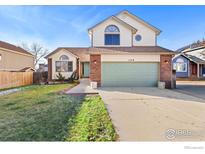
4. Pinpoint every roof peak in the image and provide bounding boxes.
[88,14,137,33]
[115,10,161,35]
[0,40,33,56]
